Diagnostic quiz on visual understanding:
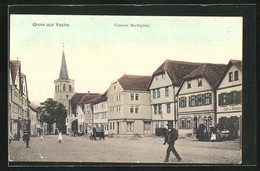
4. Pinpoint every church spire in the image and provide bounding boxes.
[59,43,69,80]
